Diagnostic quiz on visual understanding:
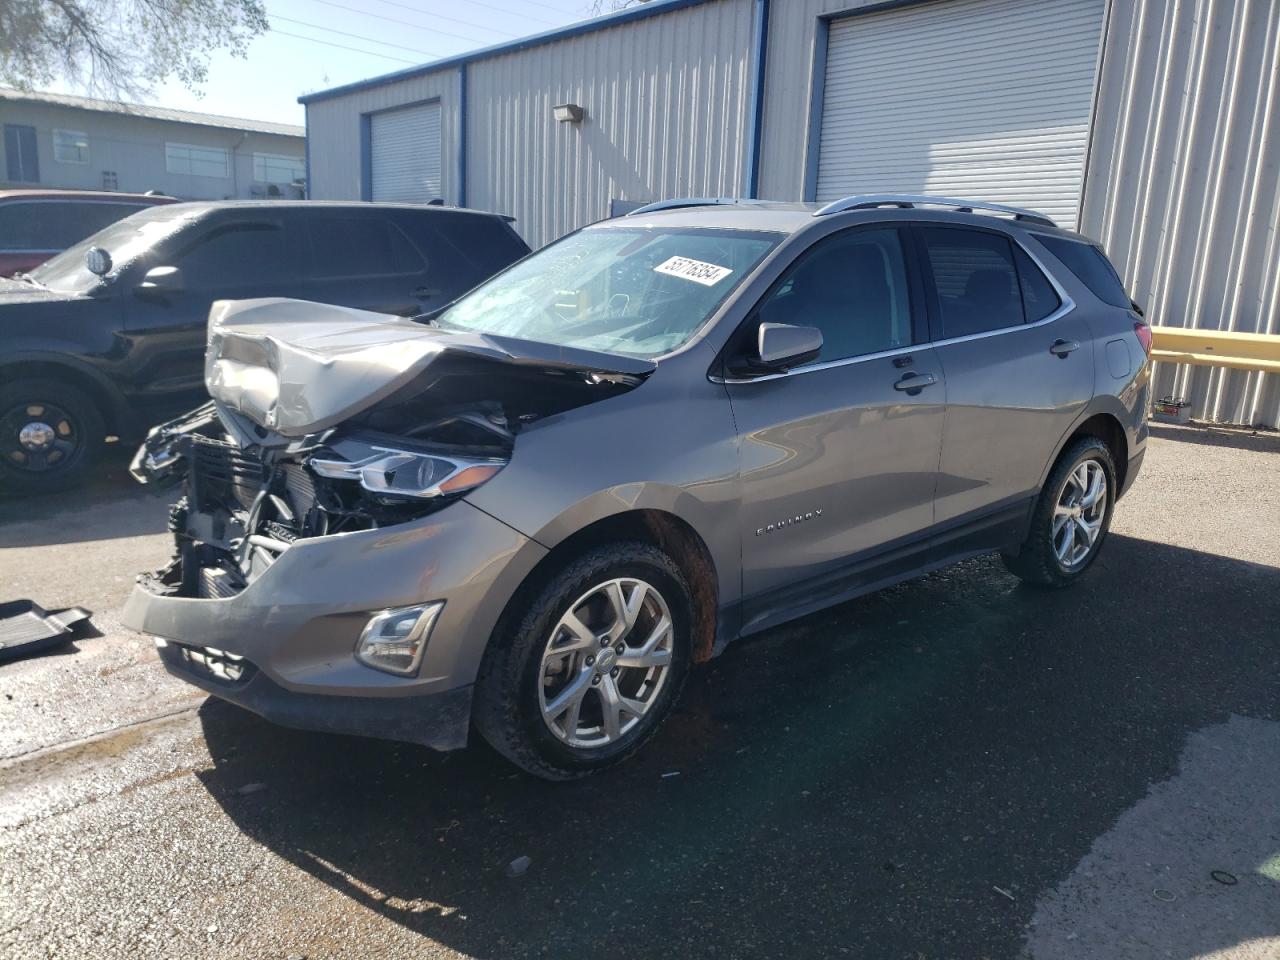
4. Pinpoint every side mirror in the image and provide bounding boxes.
[85,246,113,277]
[137,265,185,295]
[754,322,823,372]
